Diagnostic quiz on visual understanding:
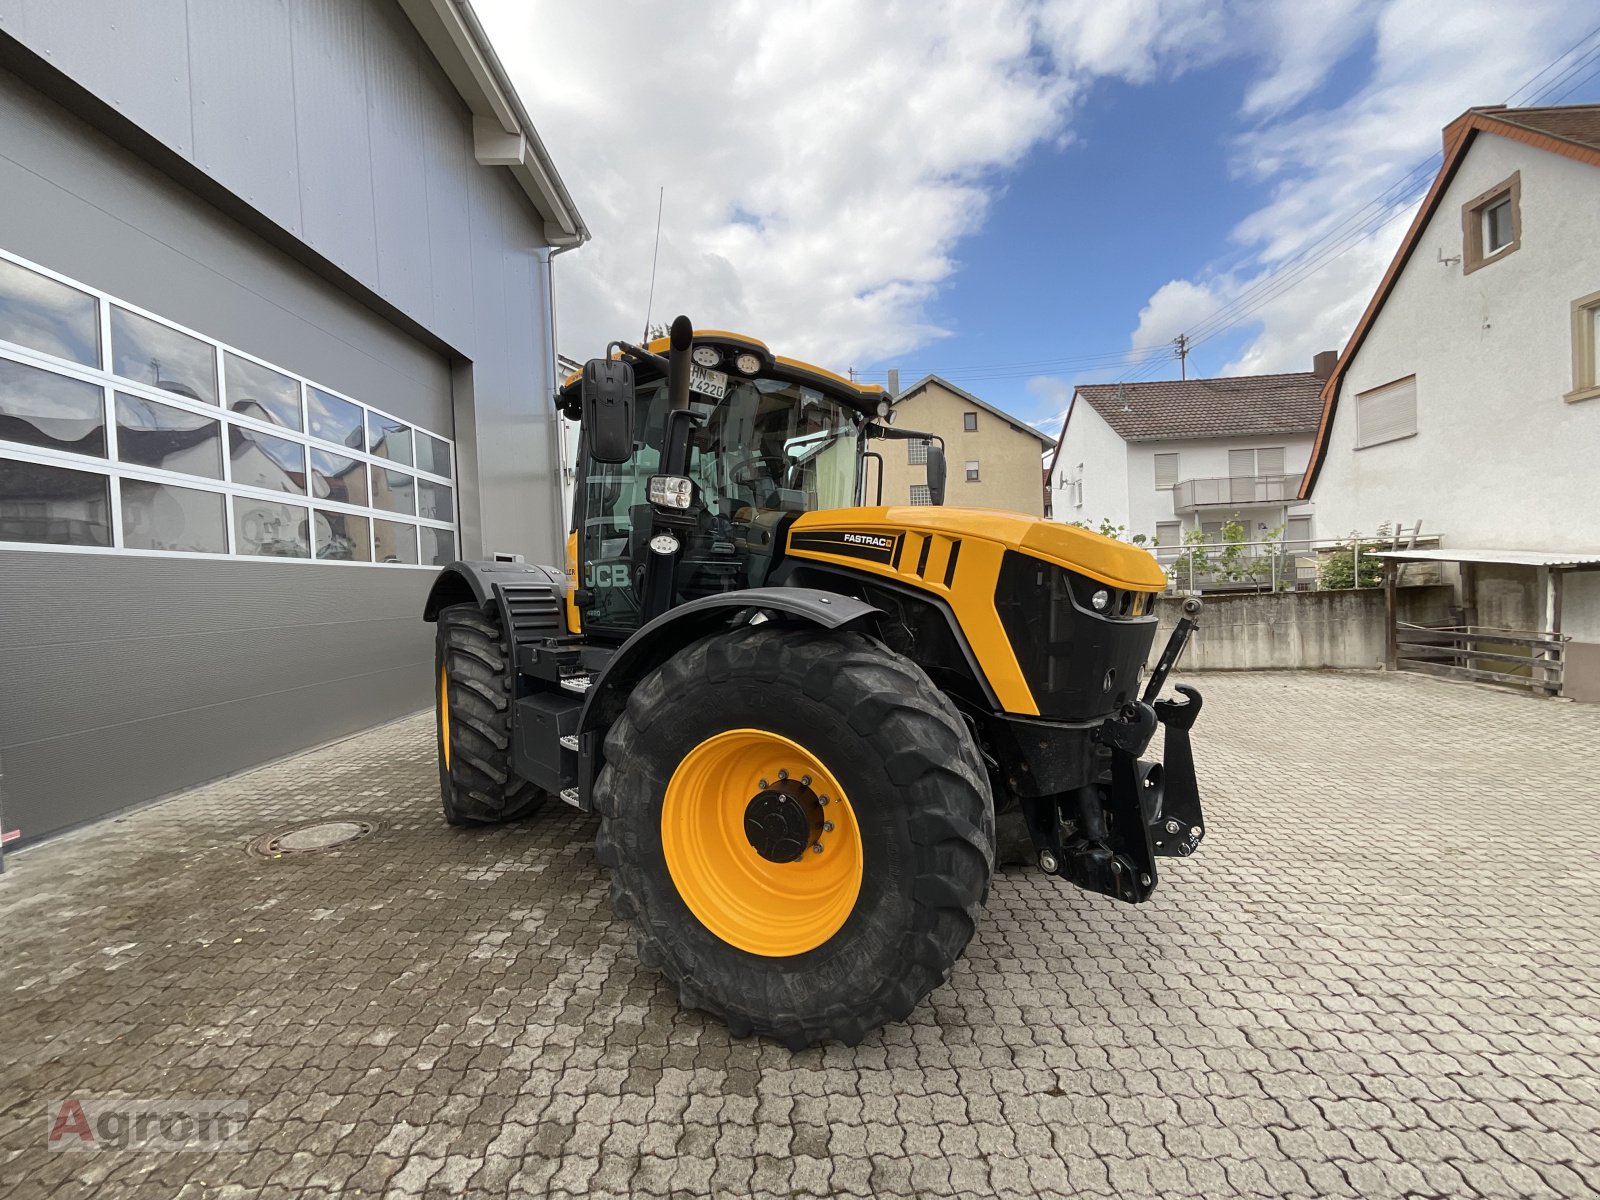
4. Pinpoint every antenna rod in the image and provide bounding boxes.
[642,185,665,340]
